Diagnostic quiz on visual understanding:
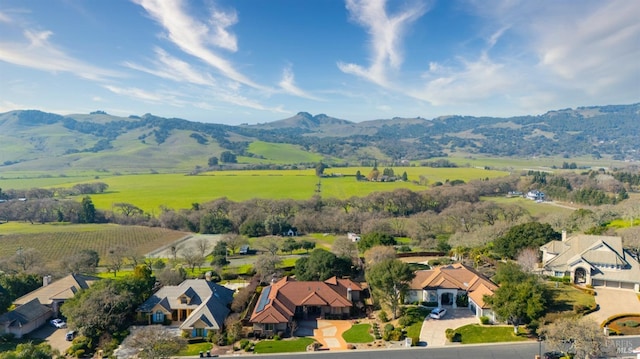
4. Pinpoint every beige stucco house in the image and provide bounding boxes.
[406,263,498,320]
[540,233,640,292]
